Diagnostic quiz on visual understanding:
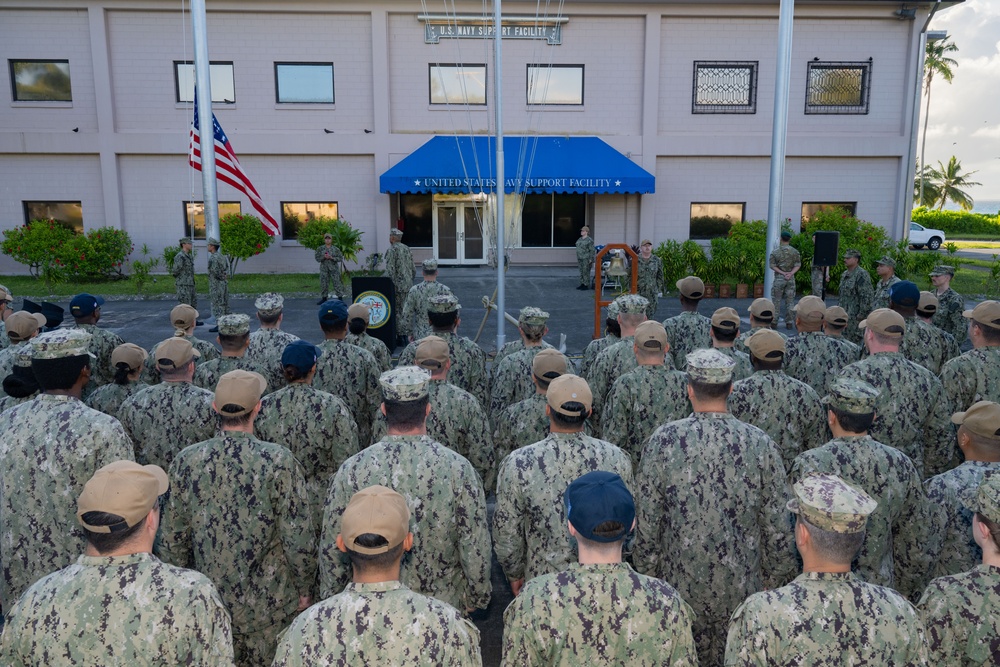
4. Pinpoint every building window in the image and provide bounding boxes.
[527,65,584,105]
[23,201,83,233]
[521,194,587,248]
[801,202,857,222]
[183,201,241,240]
[805,60,871,114]
[9,60,72,102]
[175,61,235,104]
[281,202,339,240]
[429,64,486,105]
[399,194,433,247]
[692,61,757,114]
[275,63,334,104]
[689,203,745,239]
